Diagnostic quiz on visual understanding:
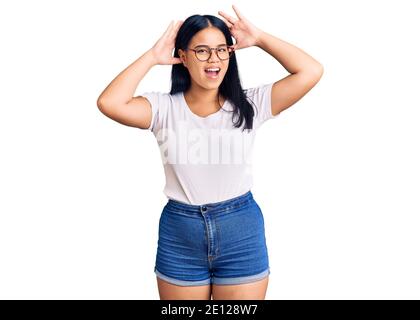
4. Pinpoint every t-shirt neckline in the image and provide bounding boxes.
[181,91,227,120]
